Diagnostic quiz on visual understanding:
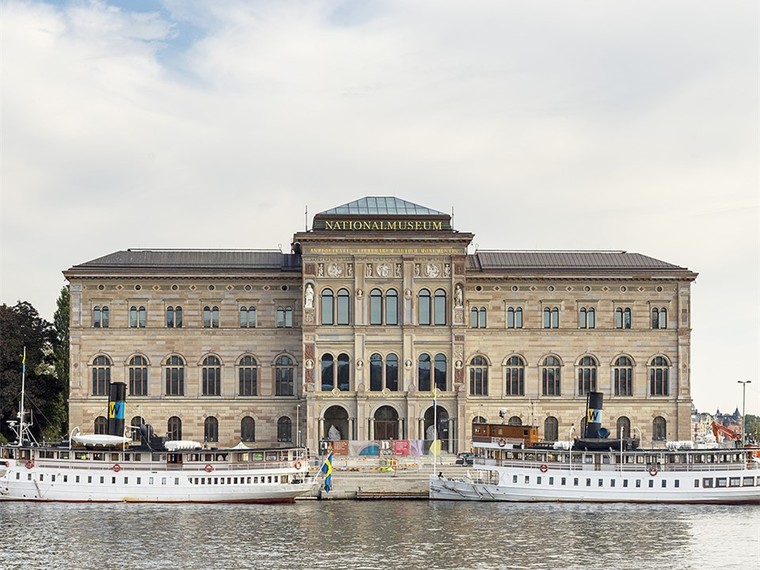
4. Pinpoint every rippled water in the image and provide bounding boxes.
[1,501,758,569]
